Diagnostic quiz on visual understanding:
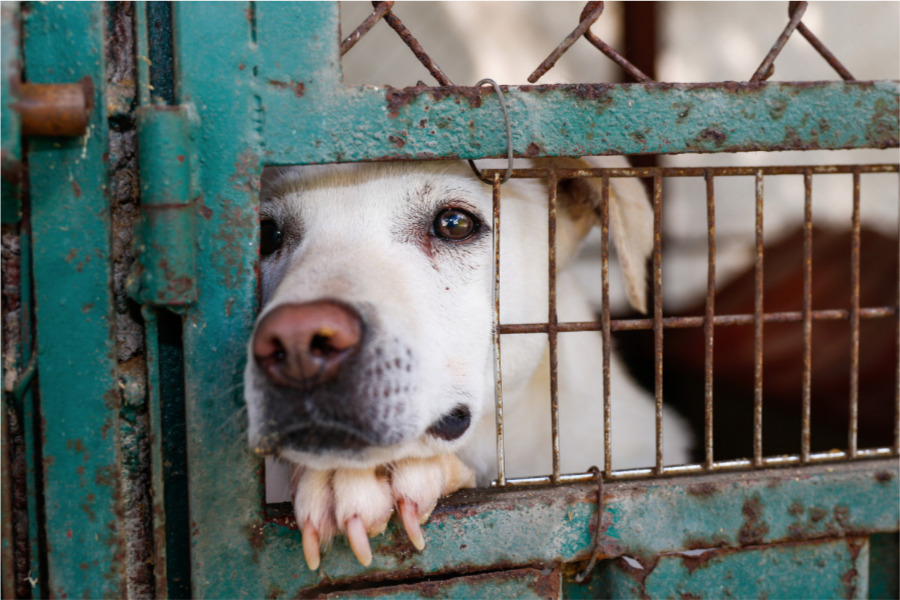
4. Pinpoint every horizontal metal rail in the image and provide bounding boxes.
[500,447,898,486]
[499,307,897,335]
